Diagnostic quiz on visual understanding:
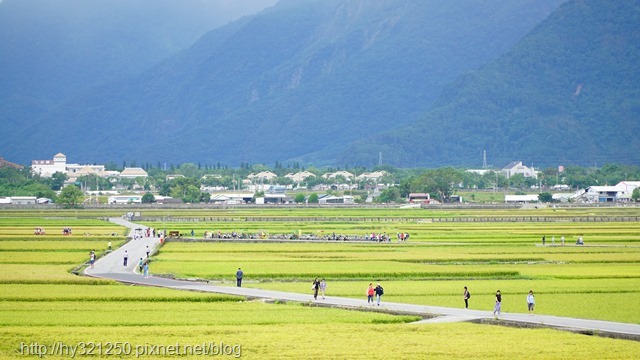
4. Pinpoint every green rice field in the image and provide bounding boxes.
[0,207,639,359]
